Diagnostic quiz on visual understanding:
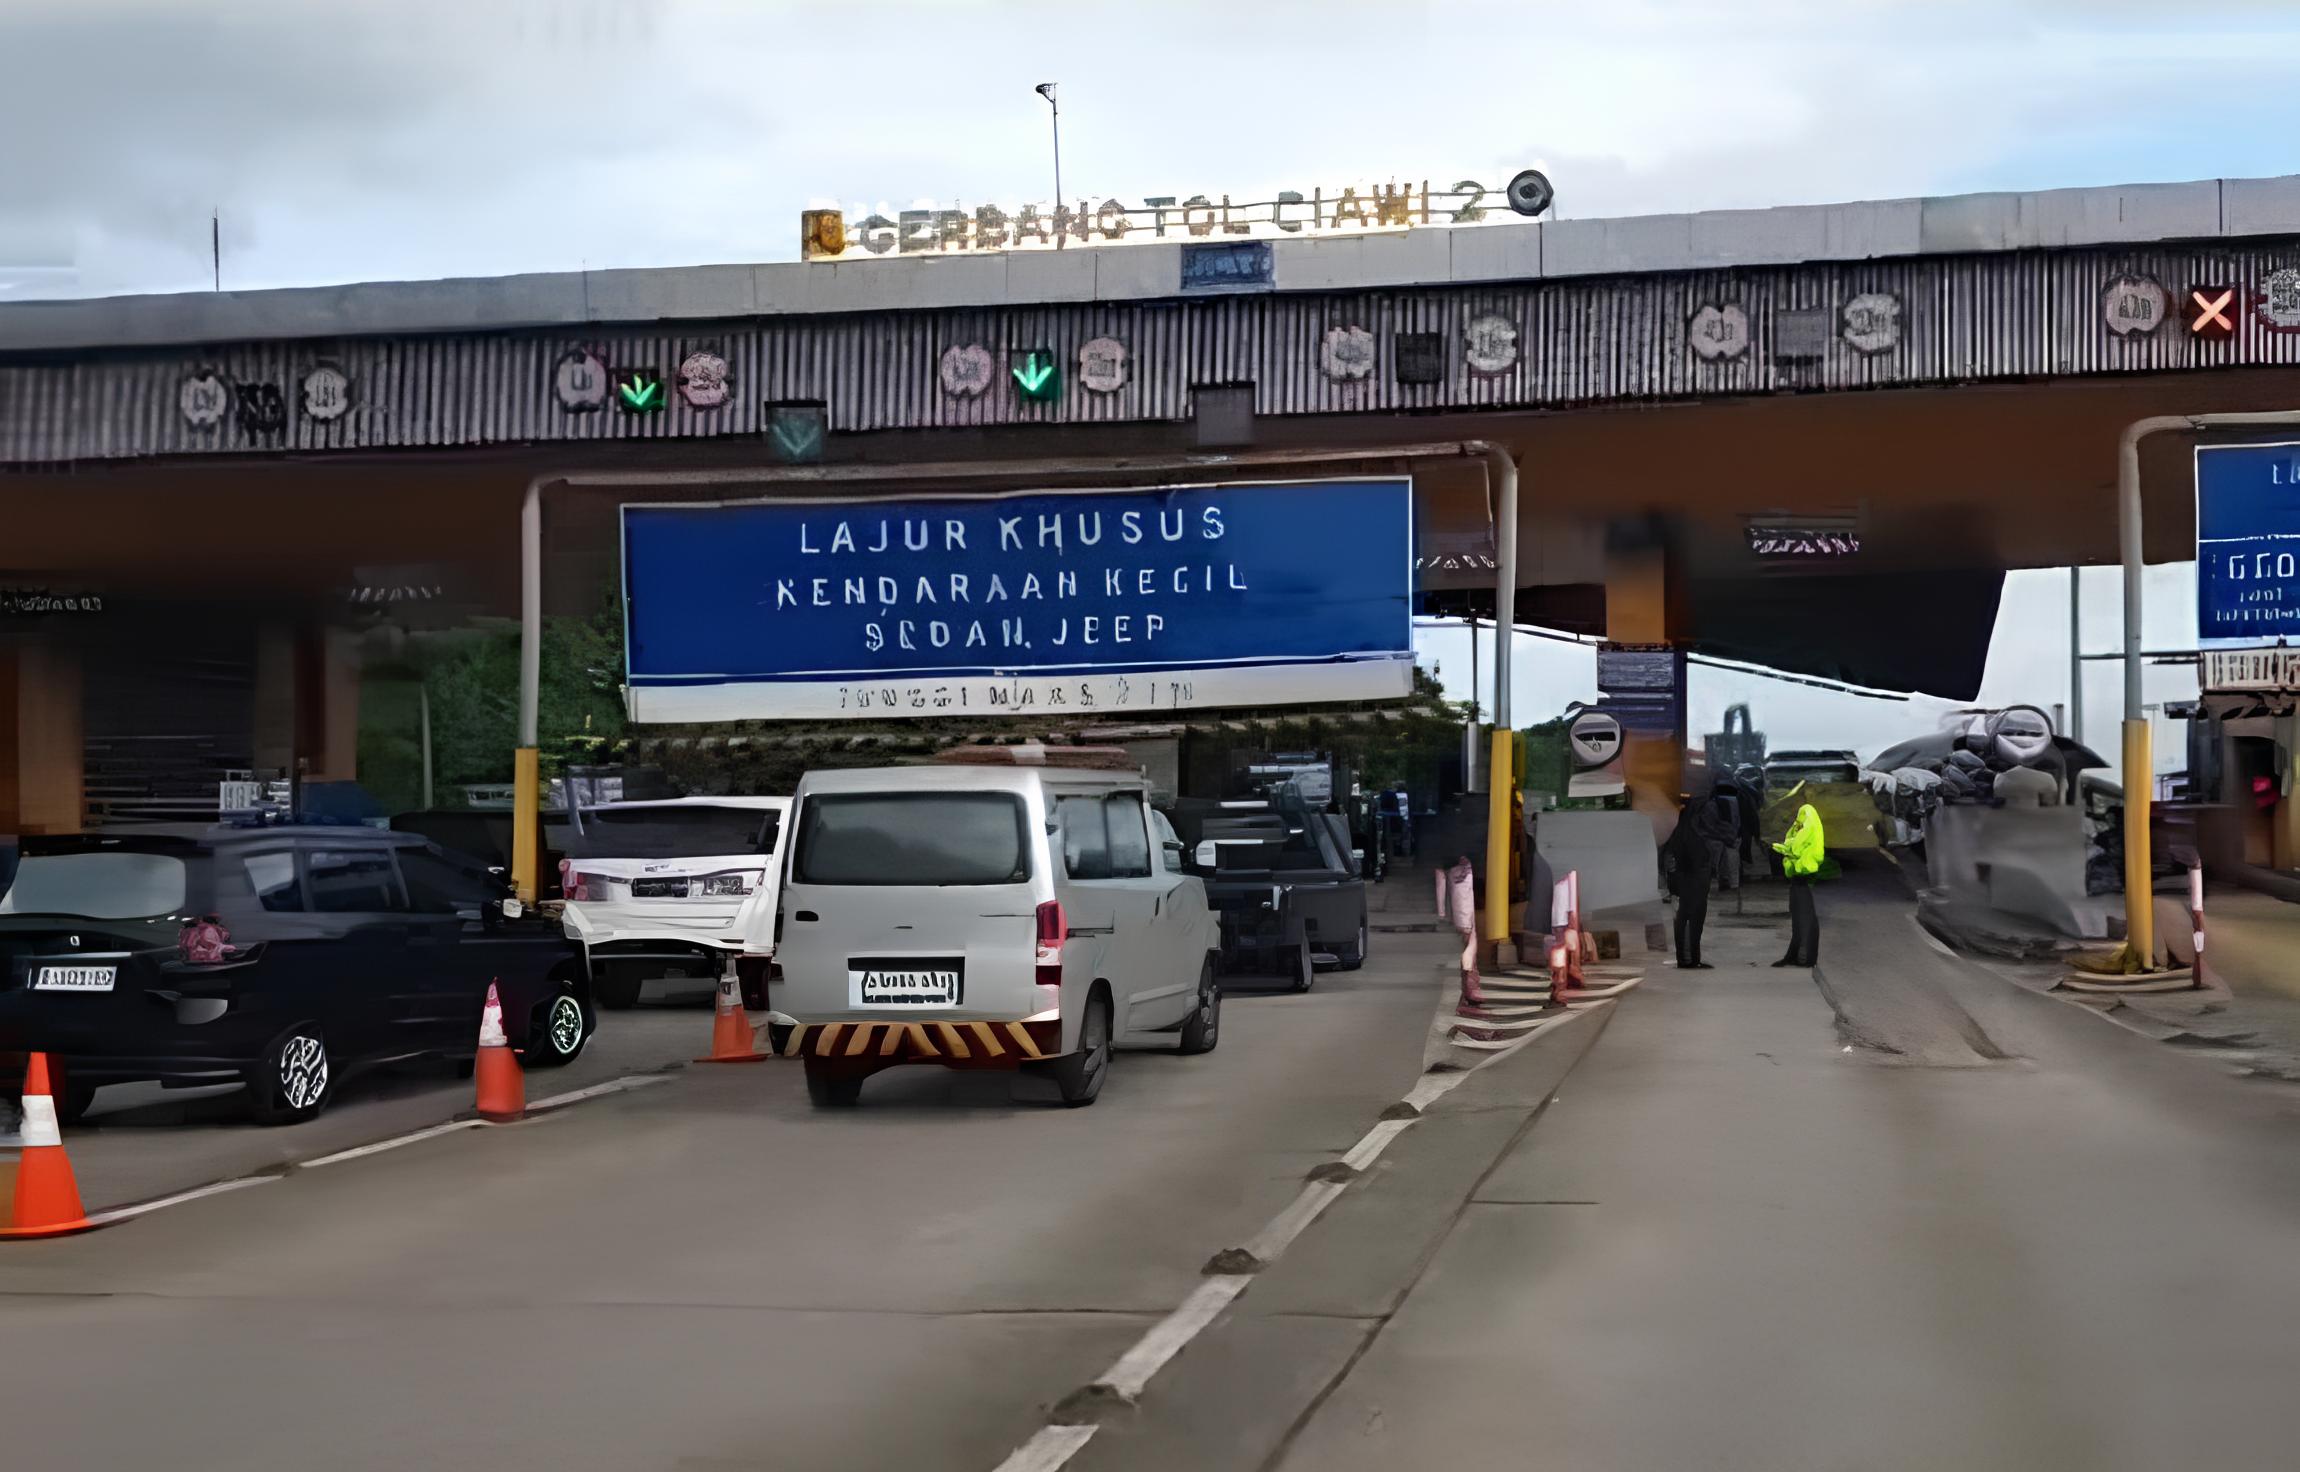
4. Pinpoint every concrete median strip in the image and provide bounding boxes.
[1058,1275,1253,1416]
[1339,1117,1415,1172]
[987,995,1613,1471]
